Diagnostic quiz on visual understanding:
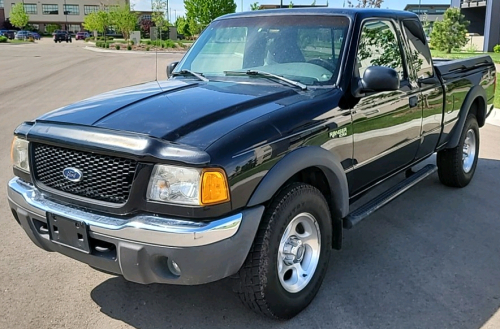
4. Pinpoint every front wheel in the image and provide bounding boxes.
[437,114,480,187]
[234,183,332,319]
